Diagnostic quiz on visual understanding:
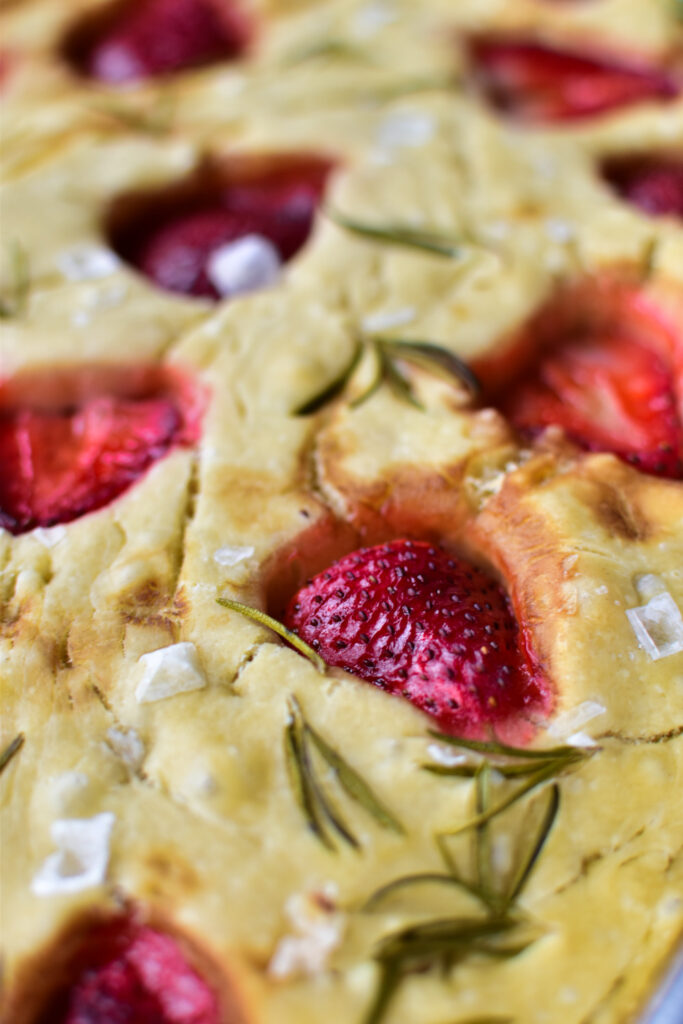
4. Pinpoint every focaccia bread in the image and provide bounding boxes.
[1,2,683,1024]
